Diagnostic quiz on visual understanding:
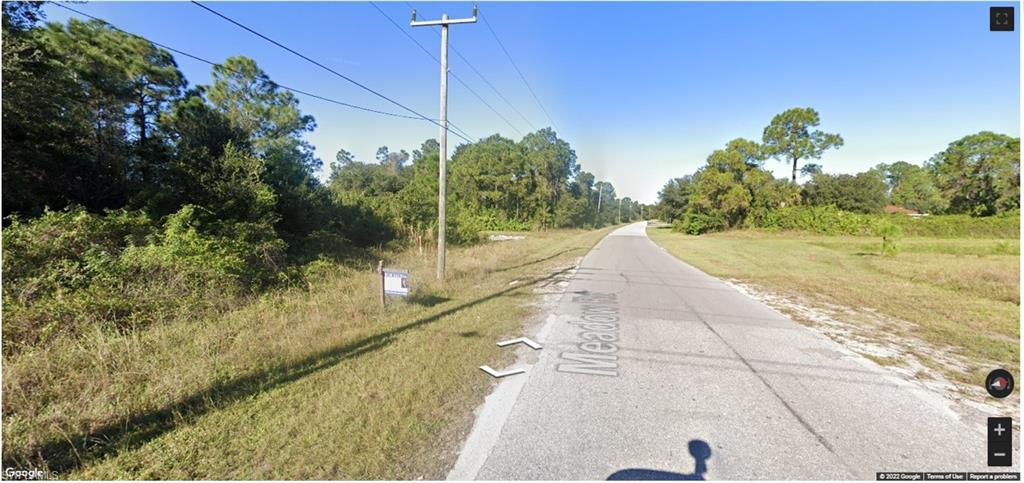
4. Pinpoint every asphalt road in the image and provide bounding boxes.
[449,221,1012,480]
